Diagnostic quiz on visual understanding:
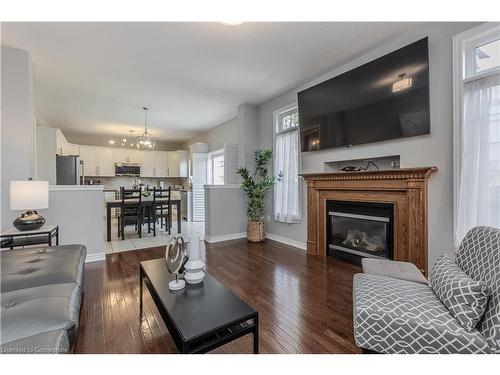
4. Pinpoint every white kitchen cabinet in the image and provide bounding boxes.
[96,147,115,176]
[178,150,188,177]
[167,151,179,177]
[55,129,79,156]
[79,145,97,176]
[115,148,140,164]
[140,151,167,177]
[129,150,141,164]
[167,150,188,177]
[140,152,155,177]
[114,149,128,163]
[154,151,167,177]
